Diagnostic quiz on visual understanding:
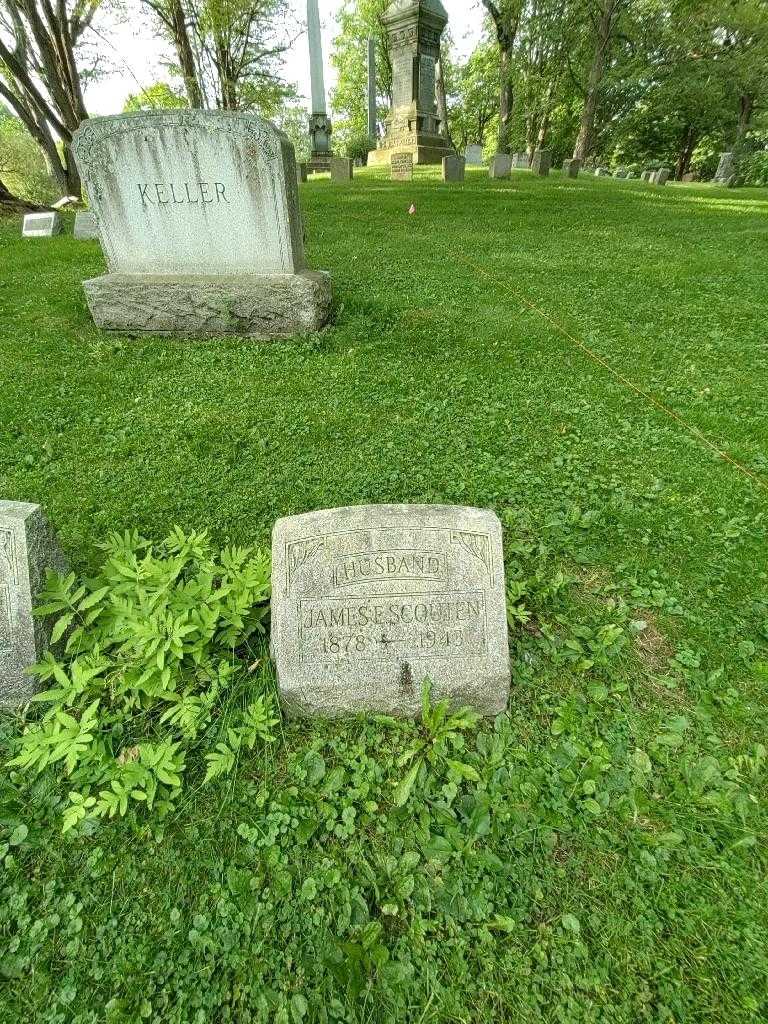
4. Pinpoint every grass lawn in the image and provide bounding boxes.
[1,167,767,1023]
